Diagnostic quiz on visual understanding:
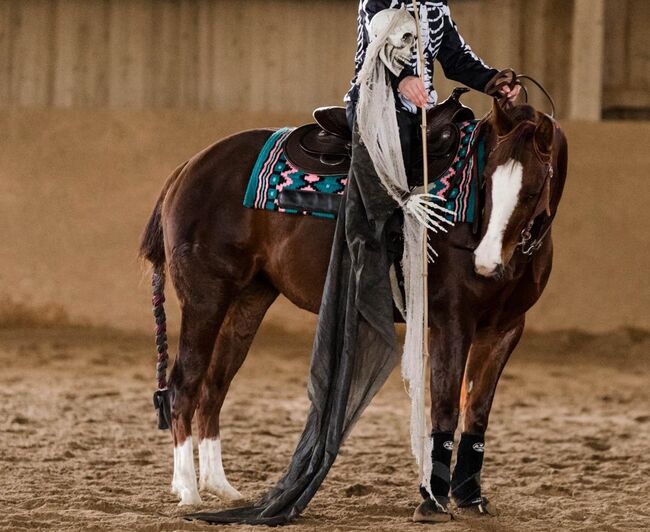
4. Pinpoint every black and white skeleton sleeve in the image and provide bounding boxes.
[345,0,498,114]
